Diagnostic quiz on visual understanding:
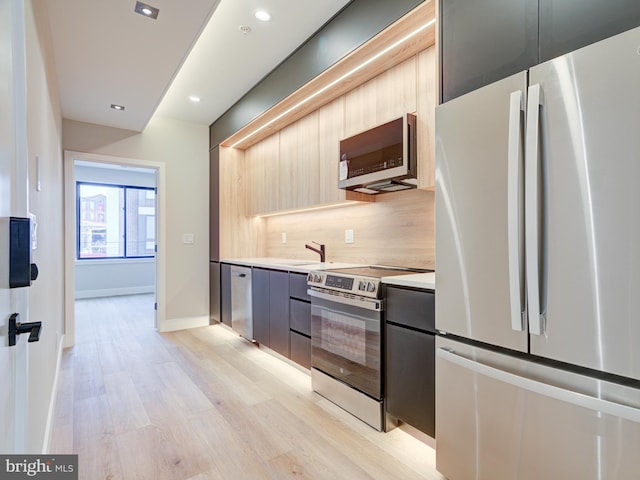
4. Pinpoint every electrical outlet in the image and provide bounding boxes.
[183,233,194,244]
[281,232,287,244]
[345,229,354,244]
